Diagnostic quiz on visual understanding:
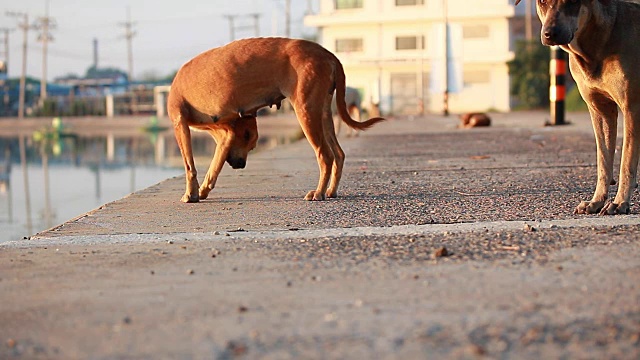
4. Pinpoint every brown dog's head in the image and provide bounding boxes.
[515,0,611,46]
[226,116,259,169]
